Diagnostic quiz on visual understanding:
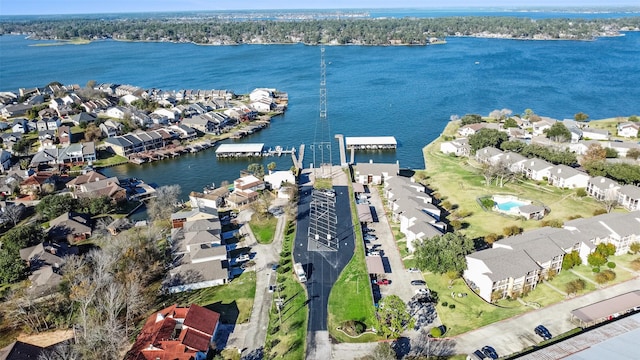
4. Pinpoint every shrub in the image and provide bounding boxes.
[480,198,495,209]
[484,233,501,244]
[441,302,448,307]
[630,242,640,254]
[449,220,462,230]
[593,208,607,216]
[592,267,600,273]
[631,258,640,271]
[541,219,563,228]
[565,279,586,294]
[595,269,616,284]
[607,262,616,269]
[441,200,452,210]
[576,188,587,197]
[430,326,442,338]
[503,225,523,237]
[449,304,456,309]
[341,320,366,336]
